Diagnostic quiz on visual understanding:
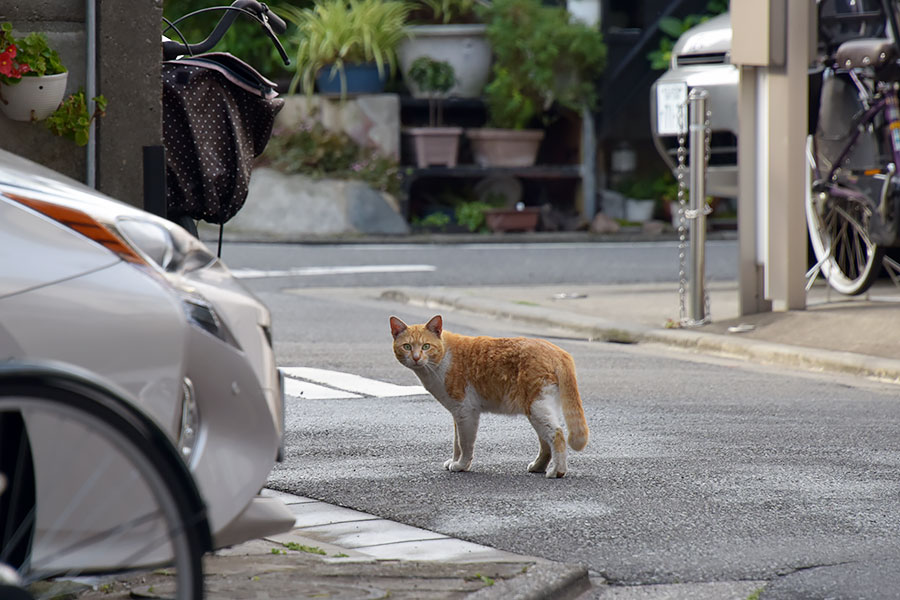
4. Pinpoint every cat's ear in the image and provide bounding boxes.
[425,315,443,337]
[390,316,408,339]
